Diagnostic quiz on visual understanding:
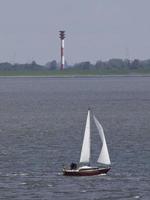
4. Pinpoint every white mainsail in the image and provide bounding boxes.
[79,110,91,163]
[93,115,111,165]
